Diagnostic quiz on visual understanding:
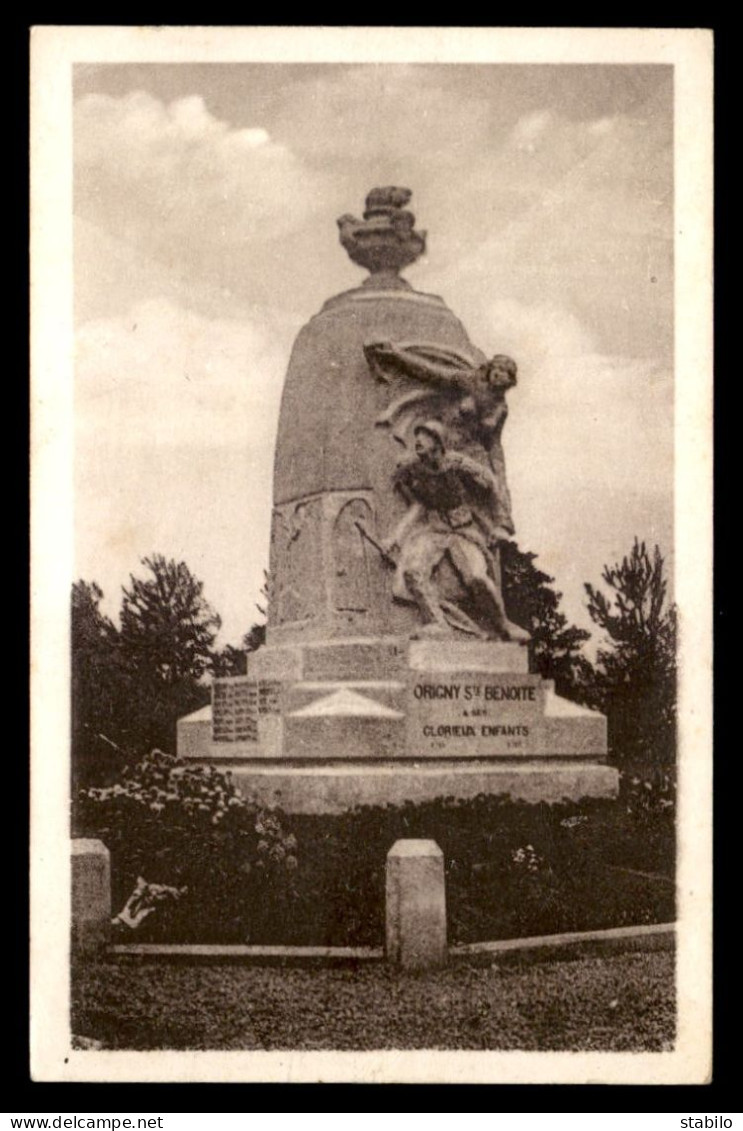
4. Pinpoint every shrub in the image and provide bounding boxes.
[78,749,299,942]
[619,766,676,816]
[78,758,675,946]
